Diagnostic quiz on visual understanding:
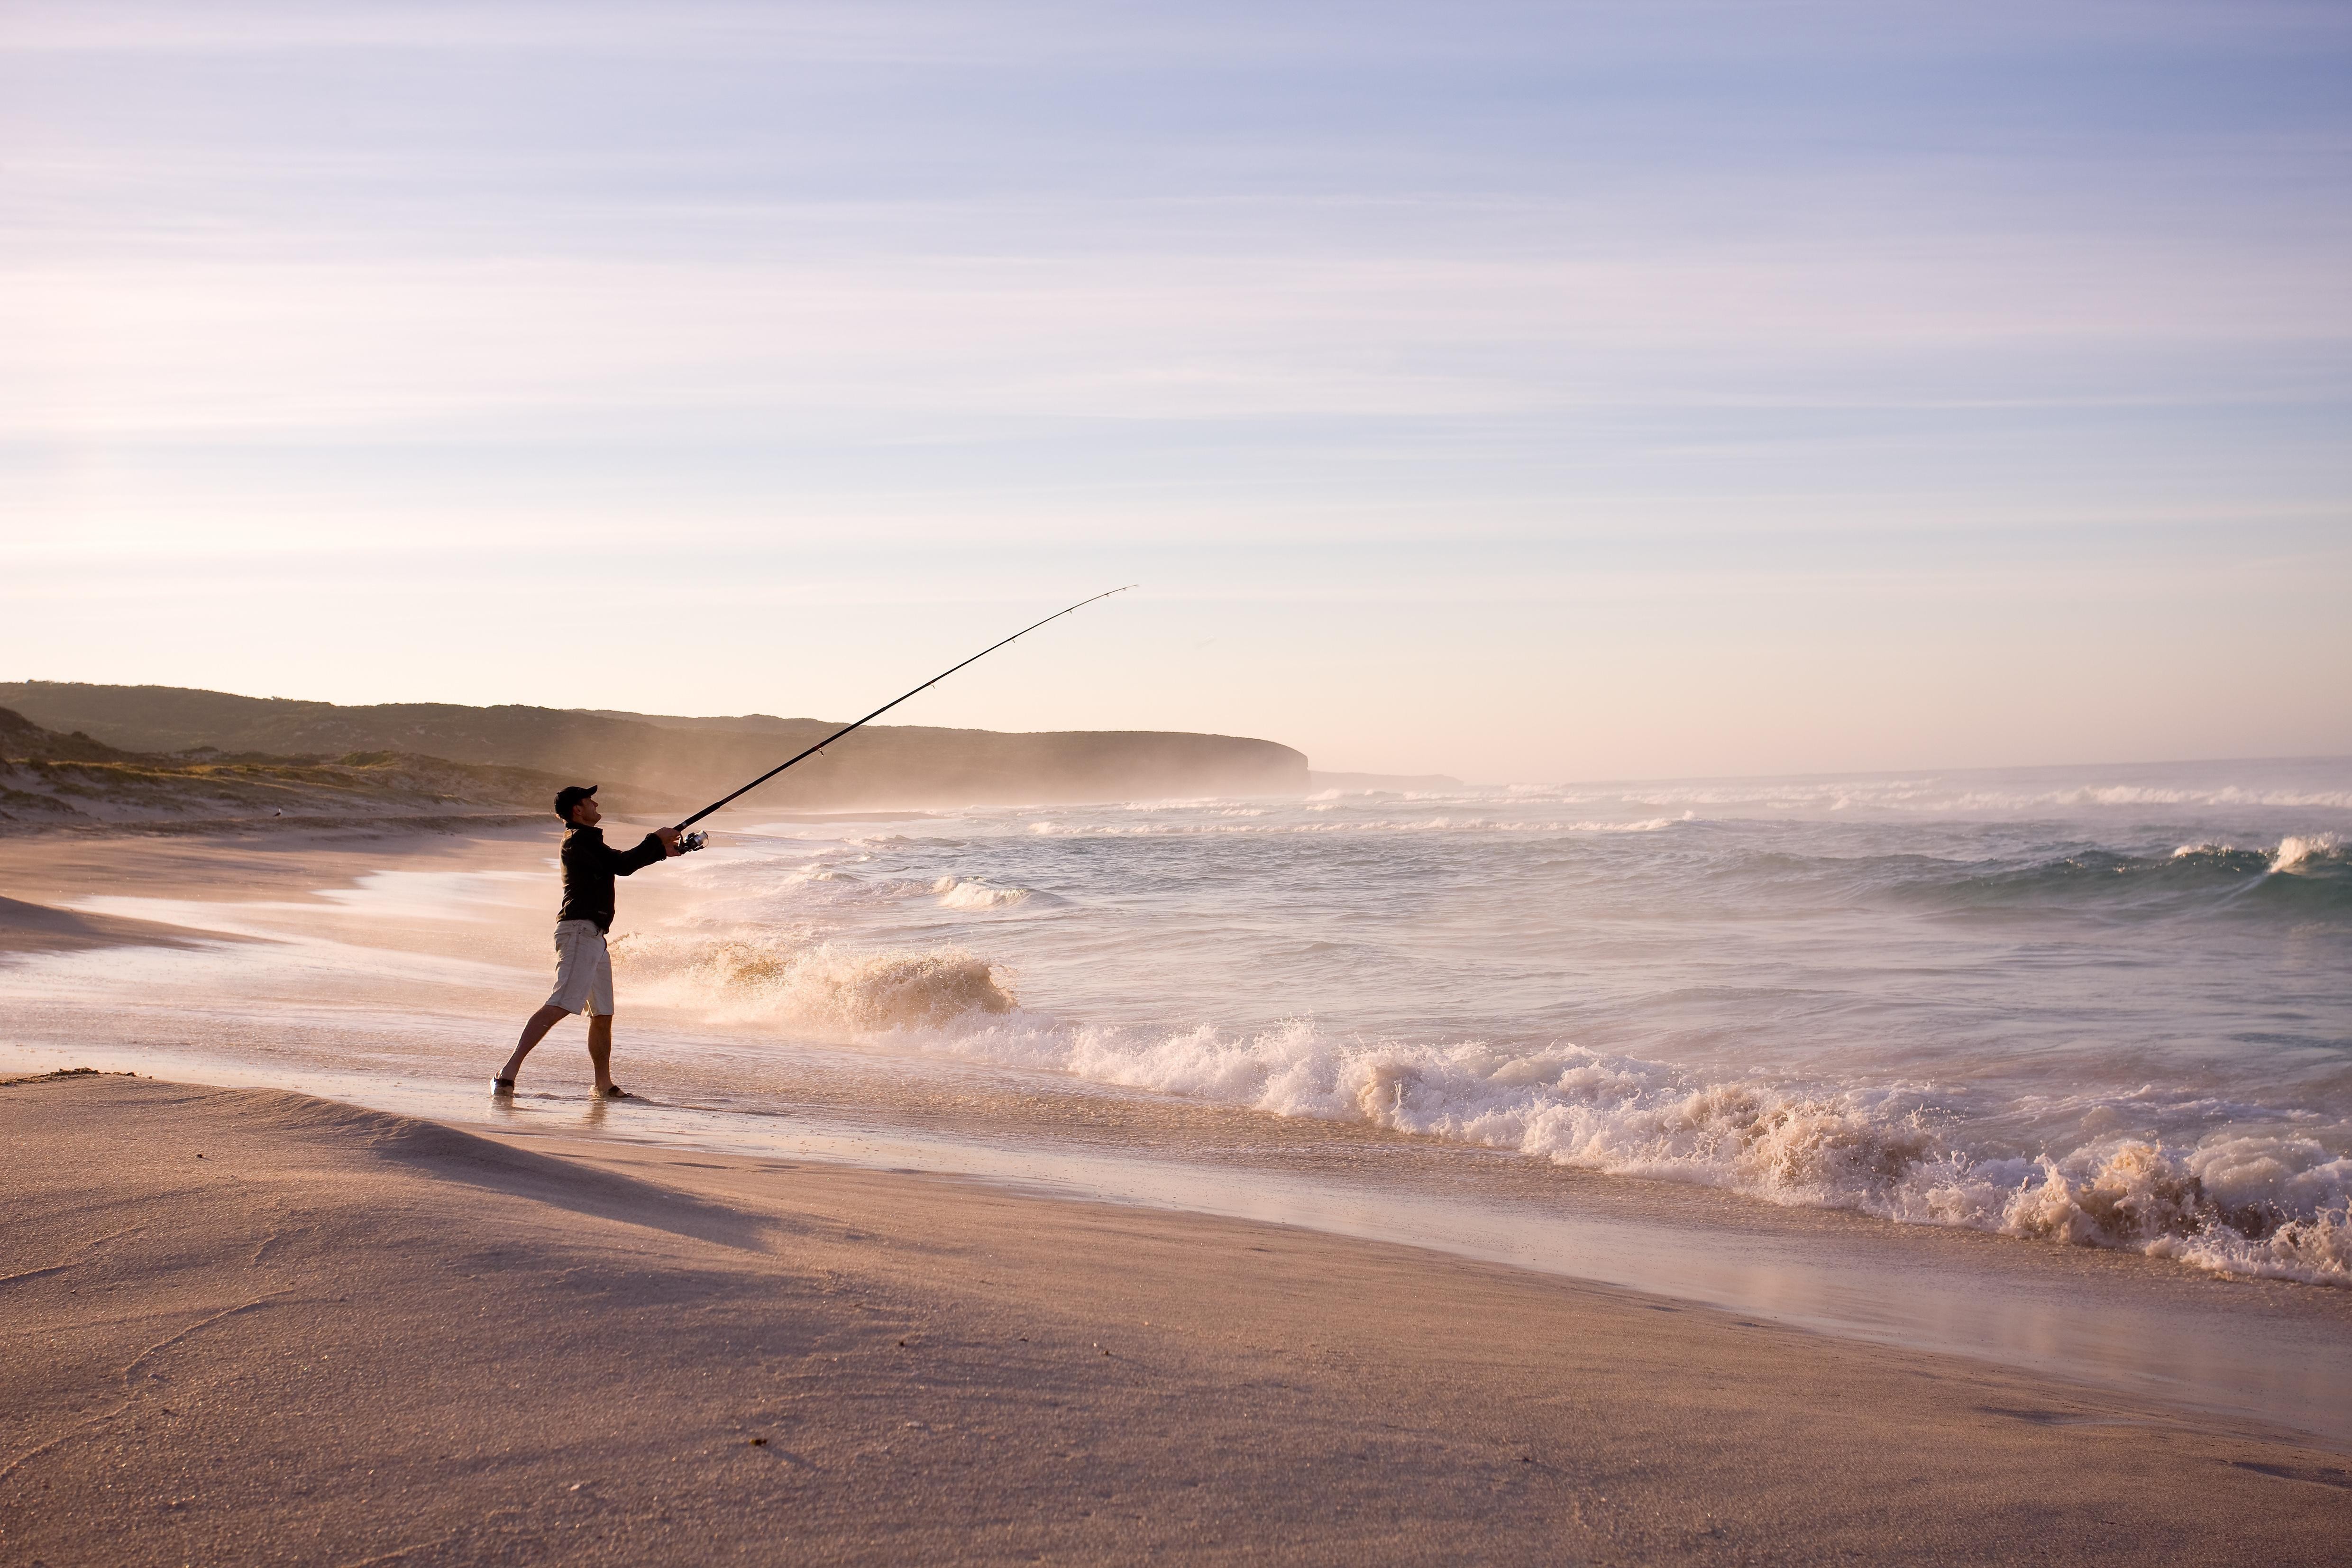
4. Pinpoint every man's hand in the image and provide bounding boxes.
[656,826,683,857]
